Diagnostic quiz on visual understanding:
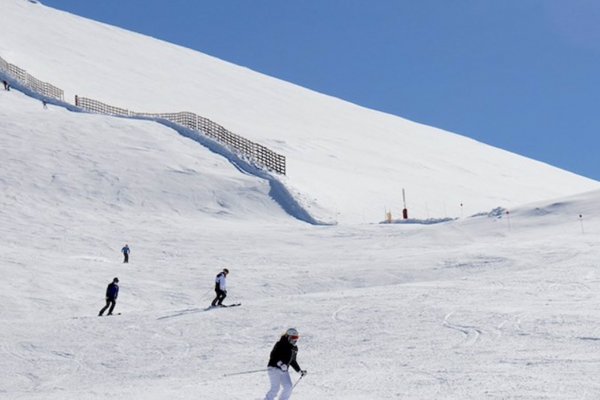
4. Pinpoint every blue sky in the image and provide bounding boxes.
[41,0,600,181]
